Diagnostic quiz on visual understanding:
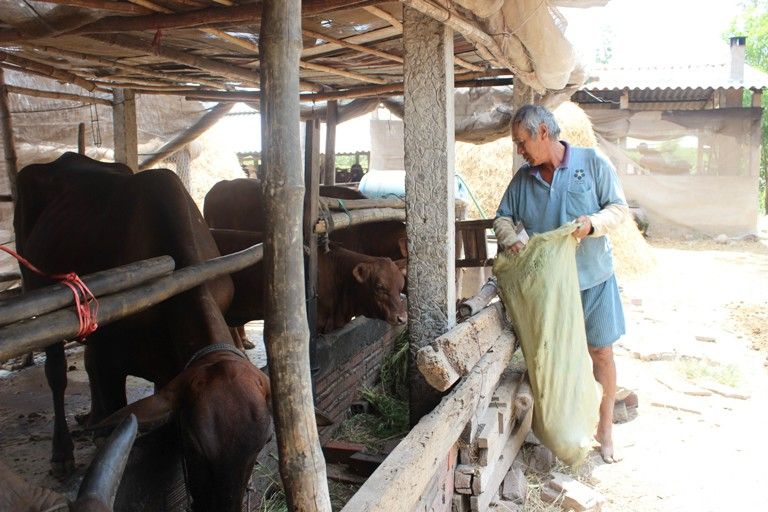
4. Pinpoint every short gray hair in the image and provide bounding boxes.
[511,104,560,141]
